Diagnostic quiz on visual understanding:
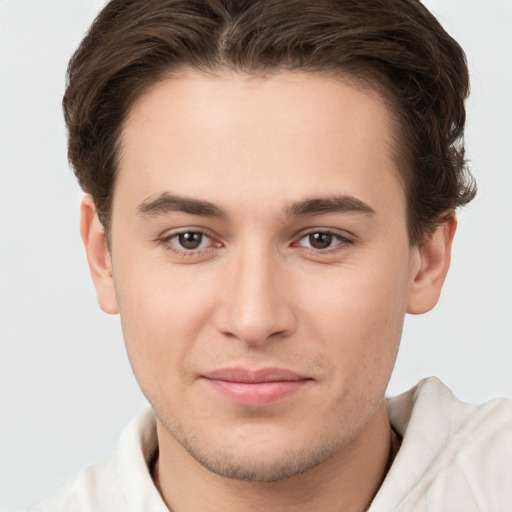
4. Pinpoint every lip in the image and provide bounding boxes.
[201,367,312,407]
